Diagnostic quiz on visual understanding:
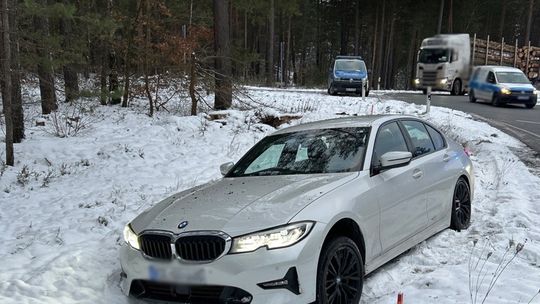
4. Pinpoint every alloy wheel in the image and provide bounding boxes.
[320,239,363,304]
[451,178,471,230]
